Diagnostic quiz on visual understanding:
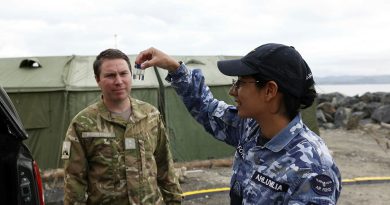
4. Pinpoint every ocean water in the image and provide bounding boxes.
[315,84,390,96]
